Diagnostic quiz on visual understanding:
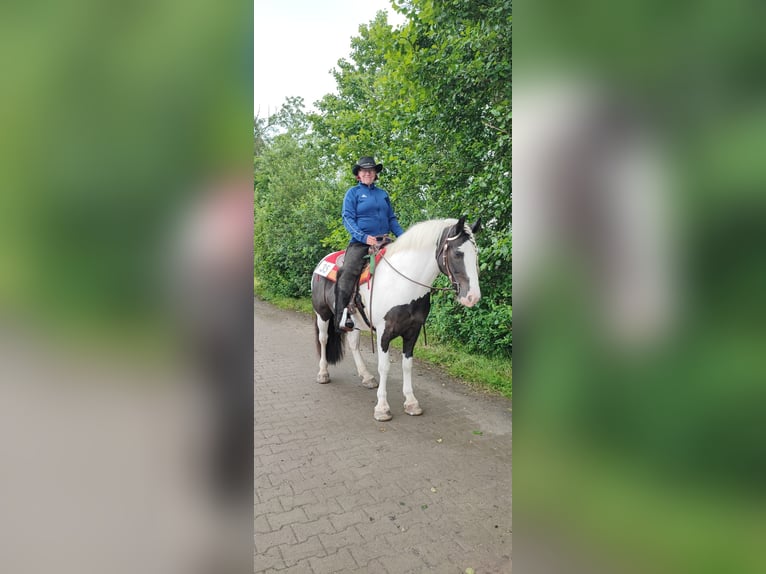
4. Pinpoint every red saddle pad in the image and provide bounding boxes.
[313,248,387,285]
